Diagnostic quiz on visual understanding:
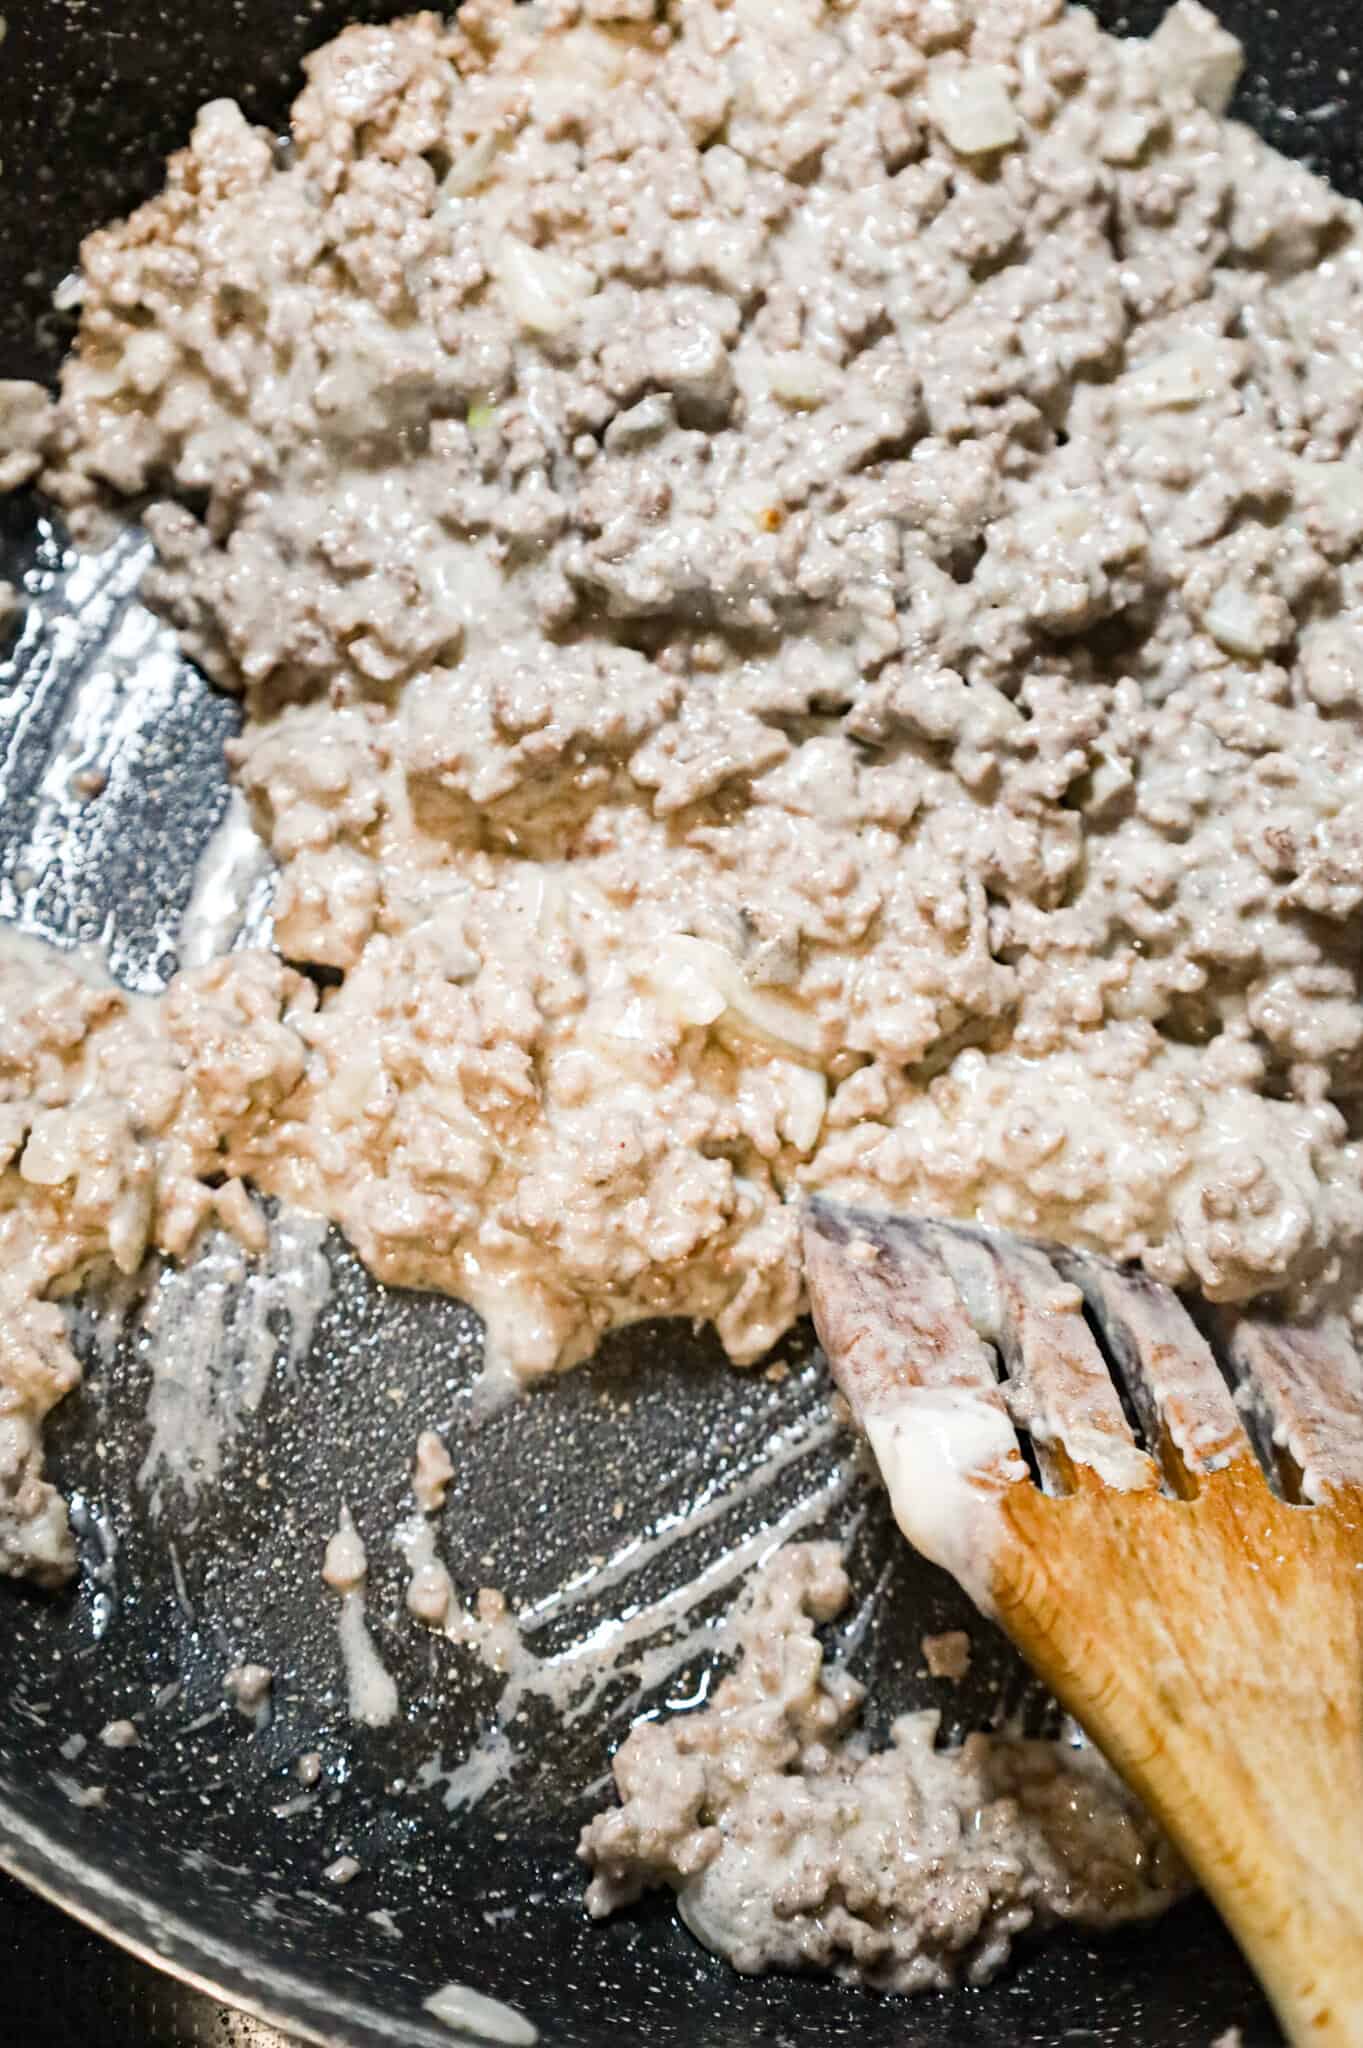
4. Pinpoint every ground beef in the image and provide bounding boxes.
[2,0,1362,1567]
[0,931,312,1579]
[580,1543,1182,1989]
